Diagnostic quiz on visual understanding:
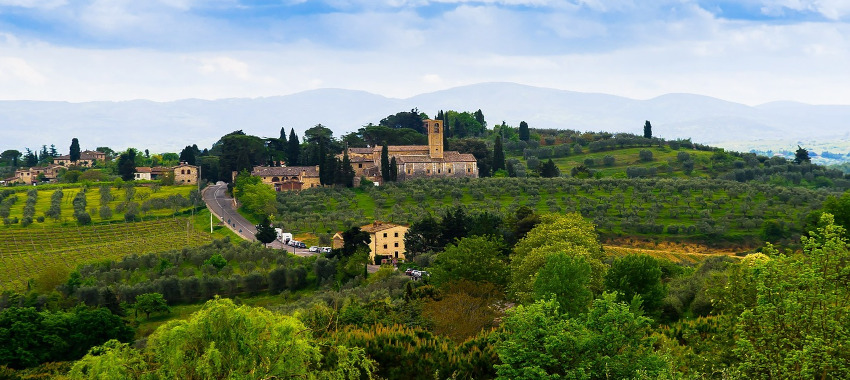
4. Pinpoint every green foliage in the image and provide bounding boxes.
[734,214,850,379]
[823,190,850,231]
[134,293,170,319]
[643,120,652,139]
[204,253,227,270]
[539,158,559,177]
[518,121,530,142]
[494,294,668,379]
[533,252,593,317]
[71,298,375,379]
[255,217,277,245]
[70,138,81,163]
[68,340,149,380]
[429,235,509,288]
[234,172,275,219]
[604,254,666,319]
[510,213,604,302]
[0,306,133,369]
